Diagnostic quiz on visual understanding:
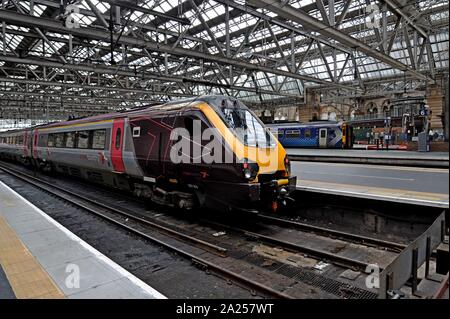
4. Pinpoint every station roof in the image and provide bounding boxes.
[0,0,448,129]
